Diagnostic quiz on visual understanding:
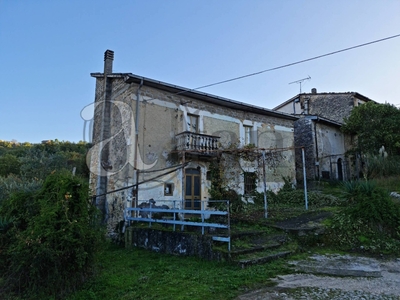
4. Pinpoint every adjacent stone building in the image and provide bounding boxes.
[273,89,376,181]
[89,50,298,233]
